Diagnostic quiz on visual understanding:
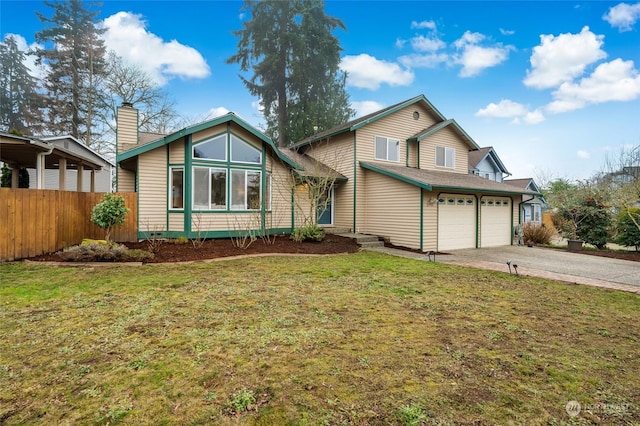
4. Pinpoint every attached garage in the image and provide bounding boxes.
[480,196,512,247]
[437,194,476,251]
